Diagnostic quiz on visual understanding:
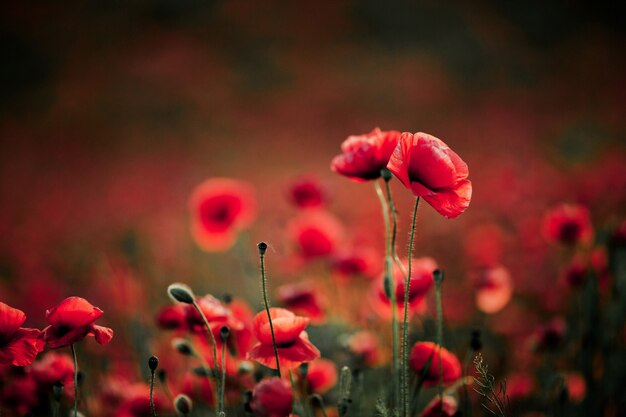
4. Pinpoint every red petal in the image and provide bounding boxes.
[1,328,44,366]
[411,179,472,219]
[387,132,416,188]
[90,325,114,345]
[43,325,92,349]
[247,334,320,370]
[46,297,104,327]
[0,302,26,339]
